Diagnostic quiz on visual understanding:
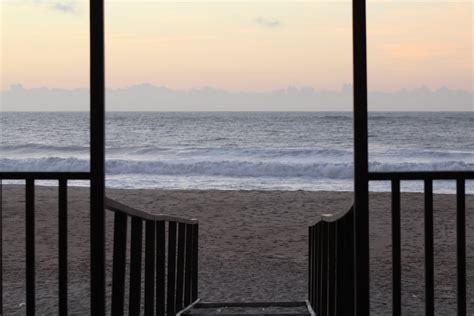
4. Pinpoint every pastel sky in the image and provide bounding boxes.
[1,0,472,92]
